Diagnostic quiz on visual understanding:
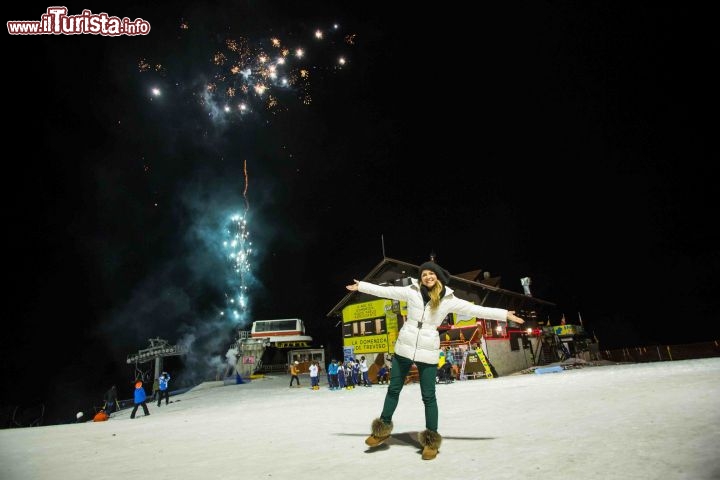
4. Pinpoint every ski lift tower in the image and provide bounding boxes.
[126,338,188,382]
